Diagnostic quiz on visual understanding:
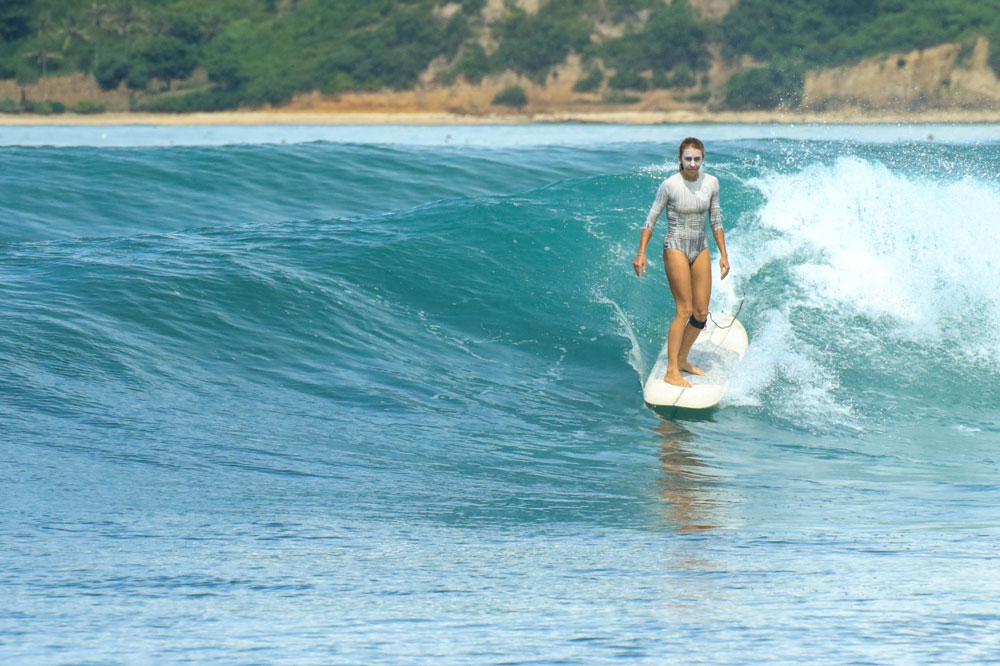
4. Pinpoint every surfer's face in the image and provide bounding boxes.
[680,148,703,179]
